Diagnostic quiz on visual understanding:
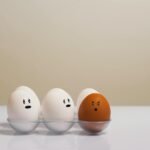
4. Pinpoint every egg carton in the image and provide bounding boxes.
[6,87,111,135]
[4,118,110,135]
